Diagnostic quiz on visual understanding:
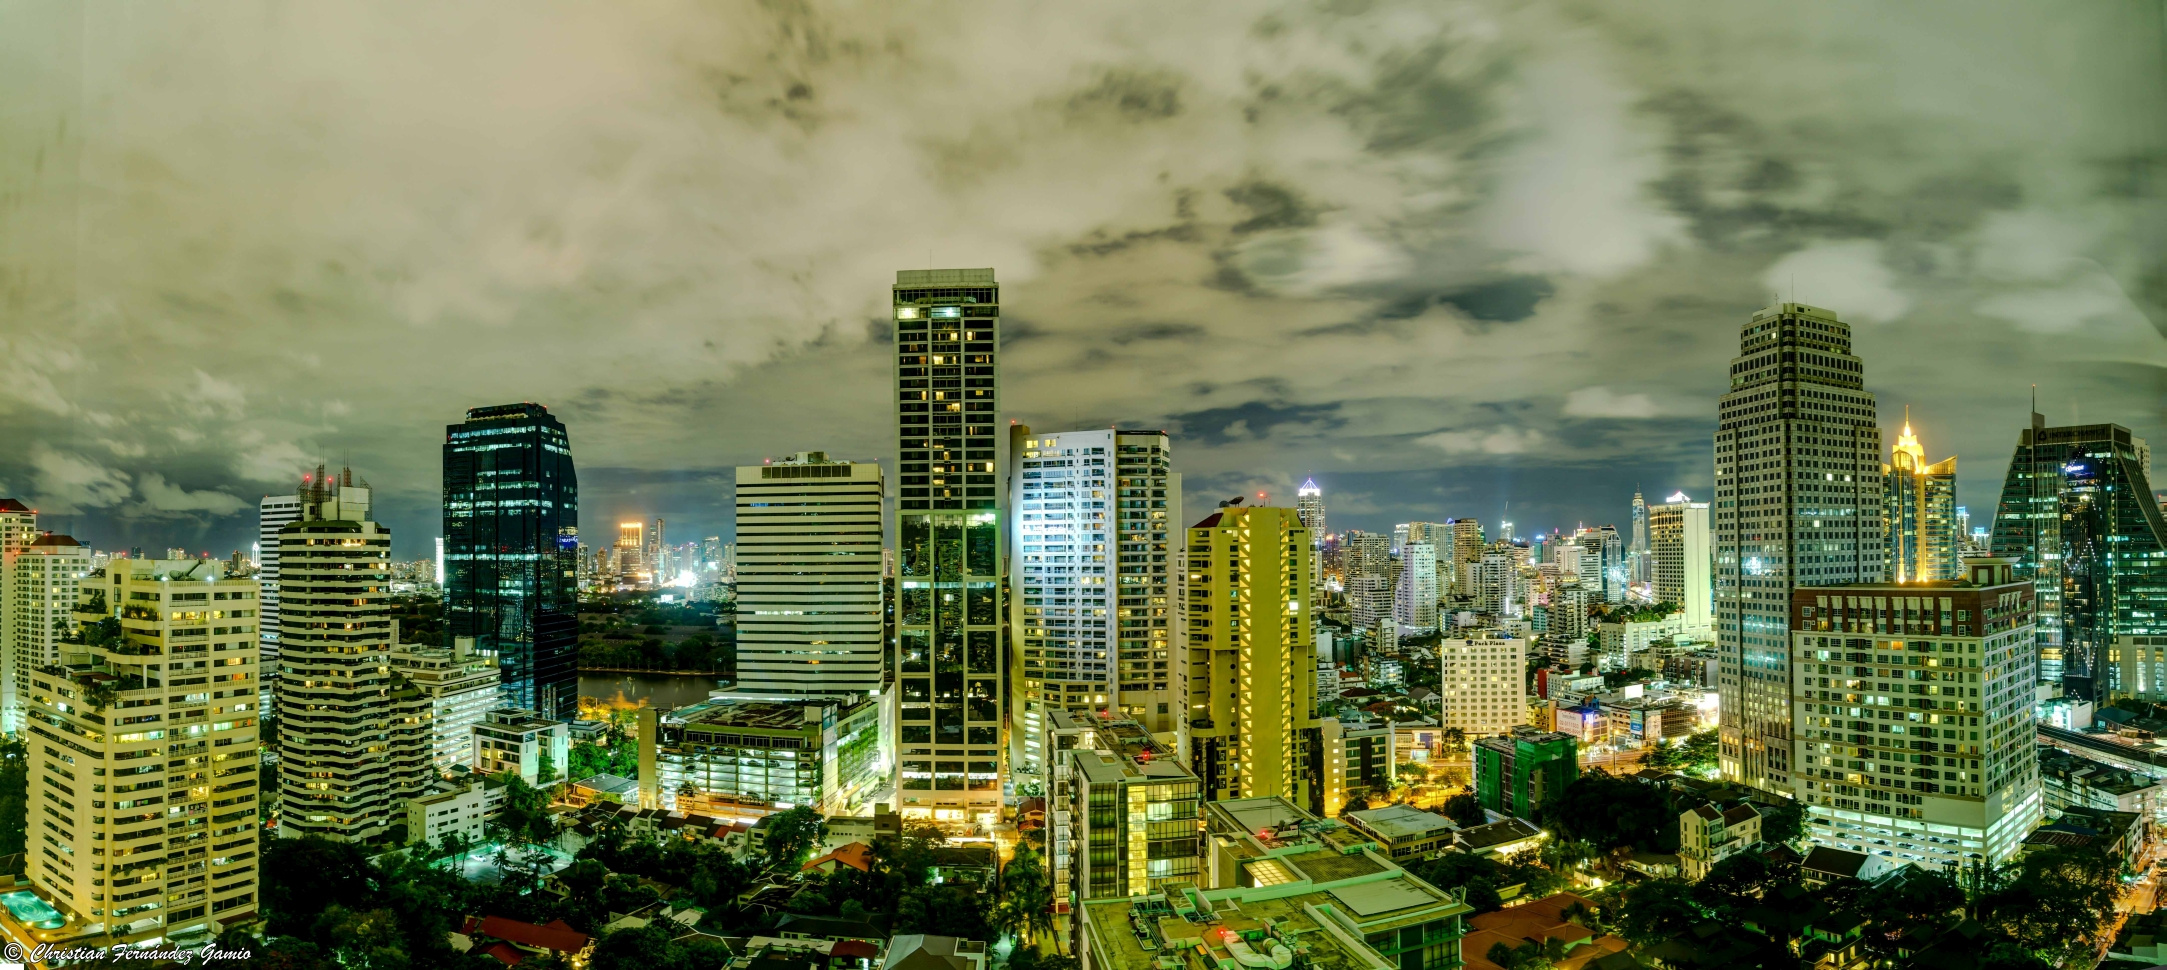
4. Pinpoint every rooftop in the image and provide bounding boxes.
[668,697,836,732]
[1082,865,1468,970]
[1344,804,1458,842]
